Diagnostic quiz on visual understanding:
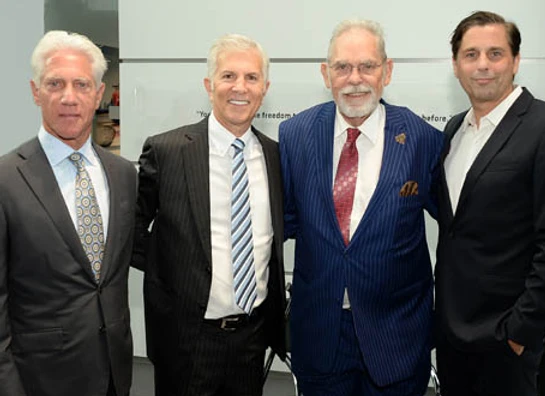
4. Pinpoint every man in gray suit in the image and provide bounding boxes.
[0,31,136,396]
[133,34,286,396]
